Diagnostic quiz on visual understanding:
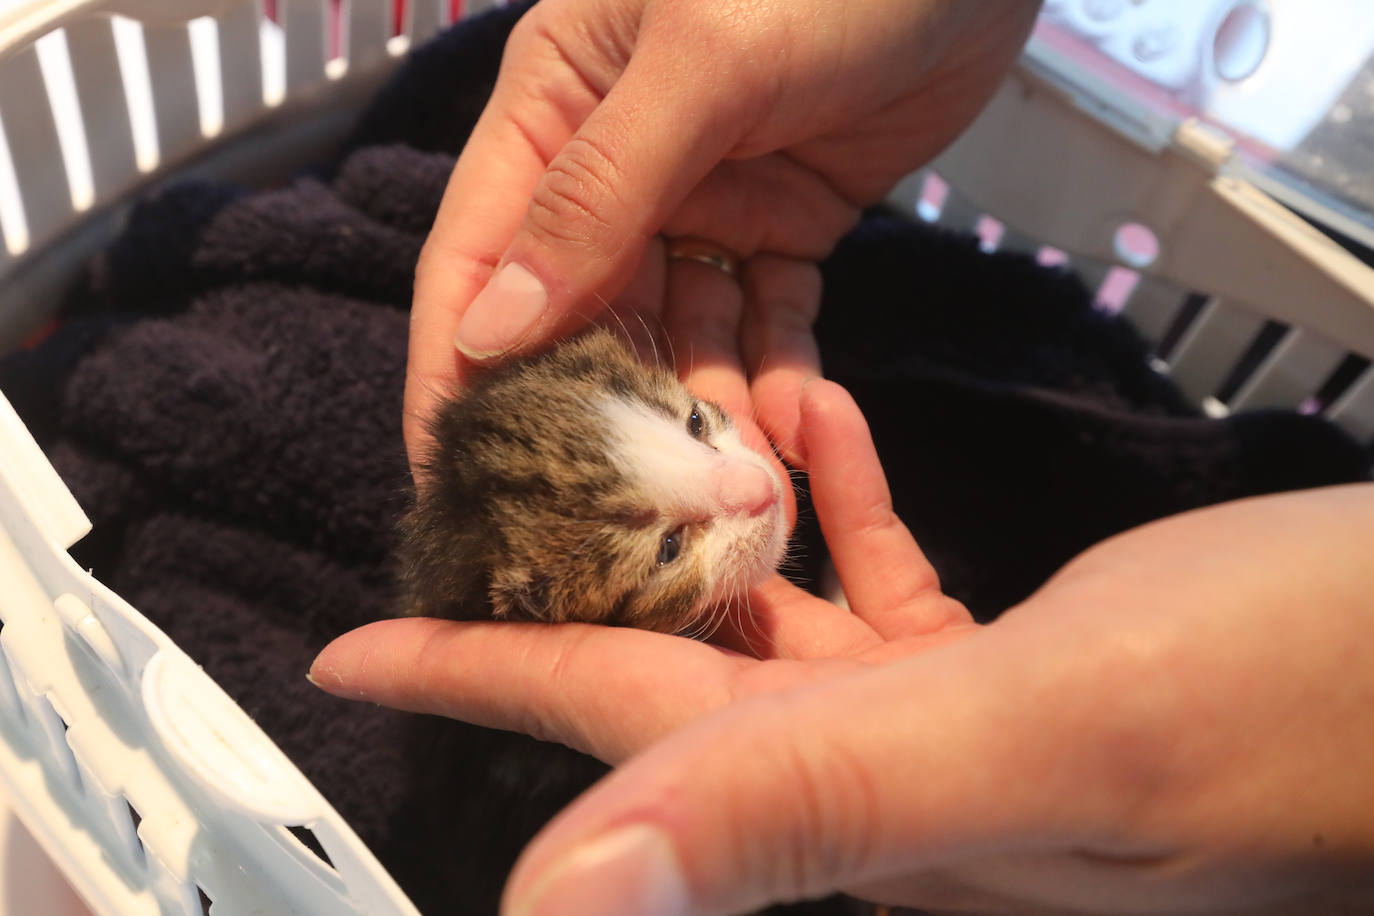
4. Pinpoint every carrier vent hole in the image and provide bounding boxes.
[975,215,1005,253]
[286,824,334,869]
[126,800,143,841]
[915,172,948,222]
[198,885,213,915]
[1216,320,1287,404]
[1094,266,1141,314]
[122,799,151,865]
[1313,354,1372,413]
[1154,292,1210,360]
[1113,222,1159,268]
[1037,246,1069,268]
[37,696,84,792]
